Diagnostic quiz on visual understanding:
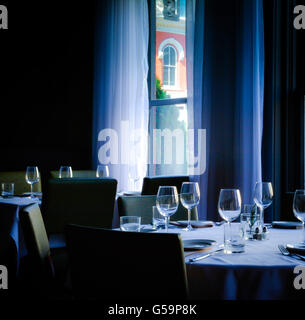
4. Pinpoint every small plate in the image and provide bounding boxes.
[171,221,214,228]
[286,243,305,255]
[182,239,216,251]
[123,191,141,196]
[272,221,304,229]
